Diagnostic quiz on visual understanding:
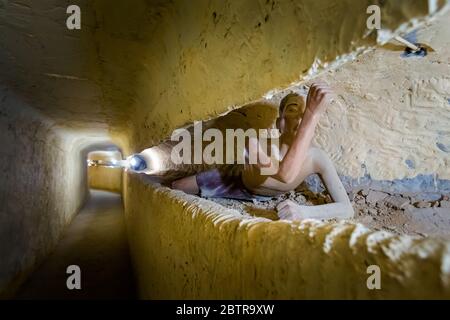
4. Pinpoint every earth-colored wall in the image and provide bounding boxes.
[93,0,449,186]
[88,167,123,193]
[1,0,444,300]
[282,7,450,186]
[88,151,123,193]
[89,0,429,152]
[118,0,450,299]
[128,5,450,195]
[125,173,450,299]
